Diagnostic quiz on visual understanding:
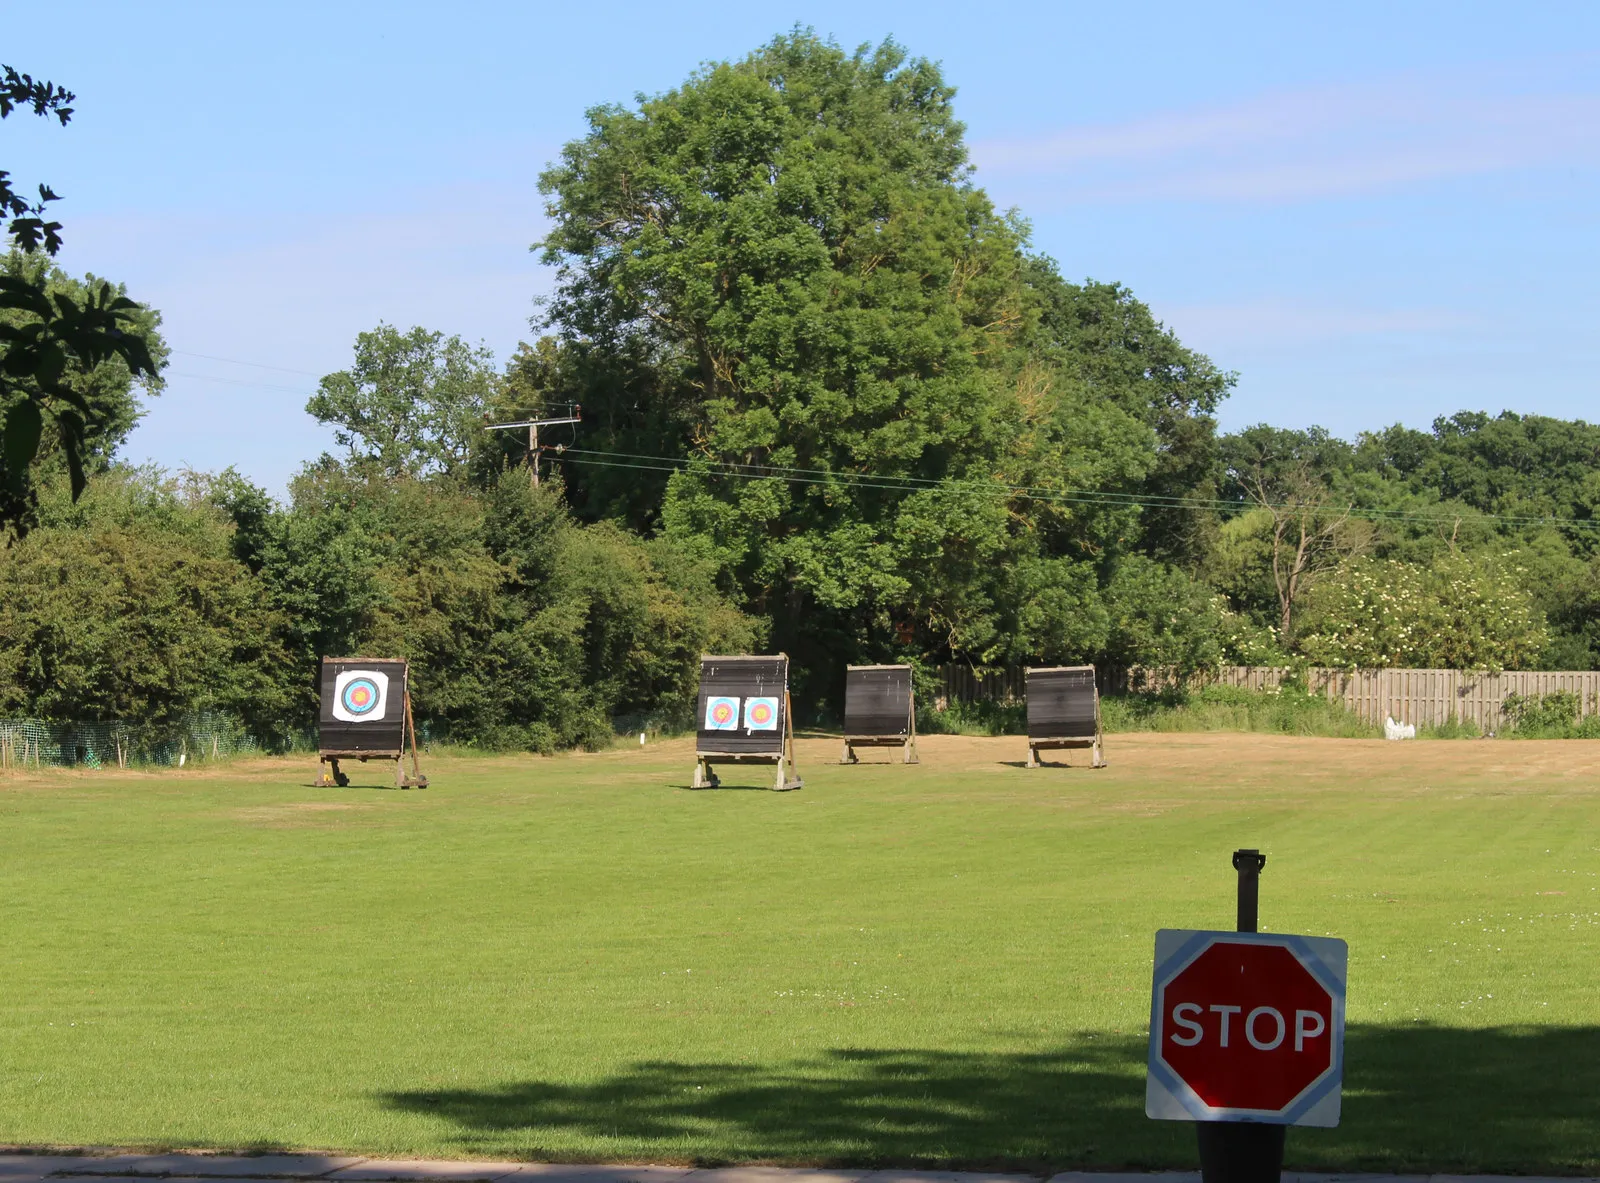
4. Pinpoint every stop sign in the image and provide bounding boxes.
[1146,929,1347,1127]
